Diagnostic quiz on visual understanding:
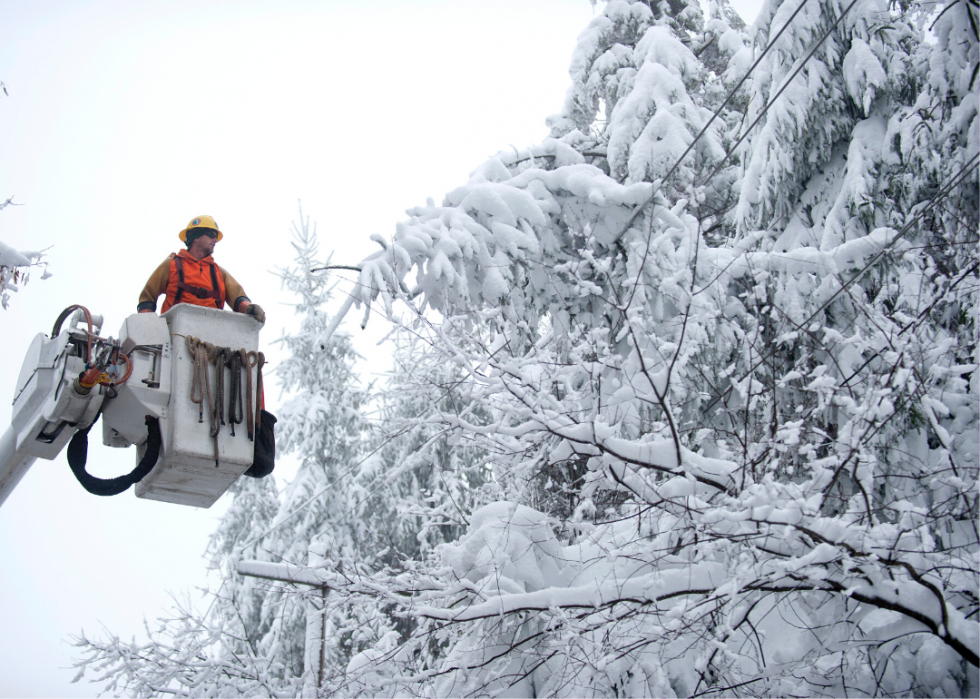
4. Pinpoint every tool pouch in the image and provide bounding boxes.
[244,409,276,478]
